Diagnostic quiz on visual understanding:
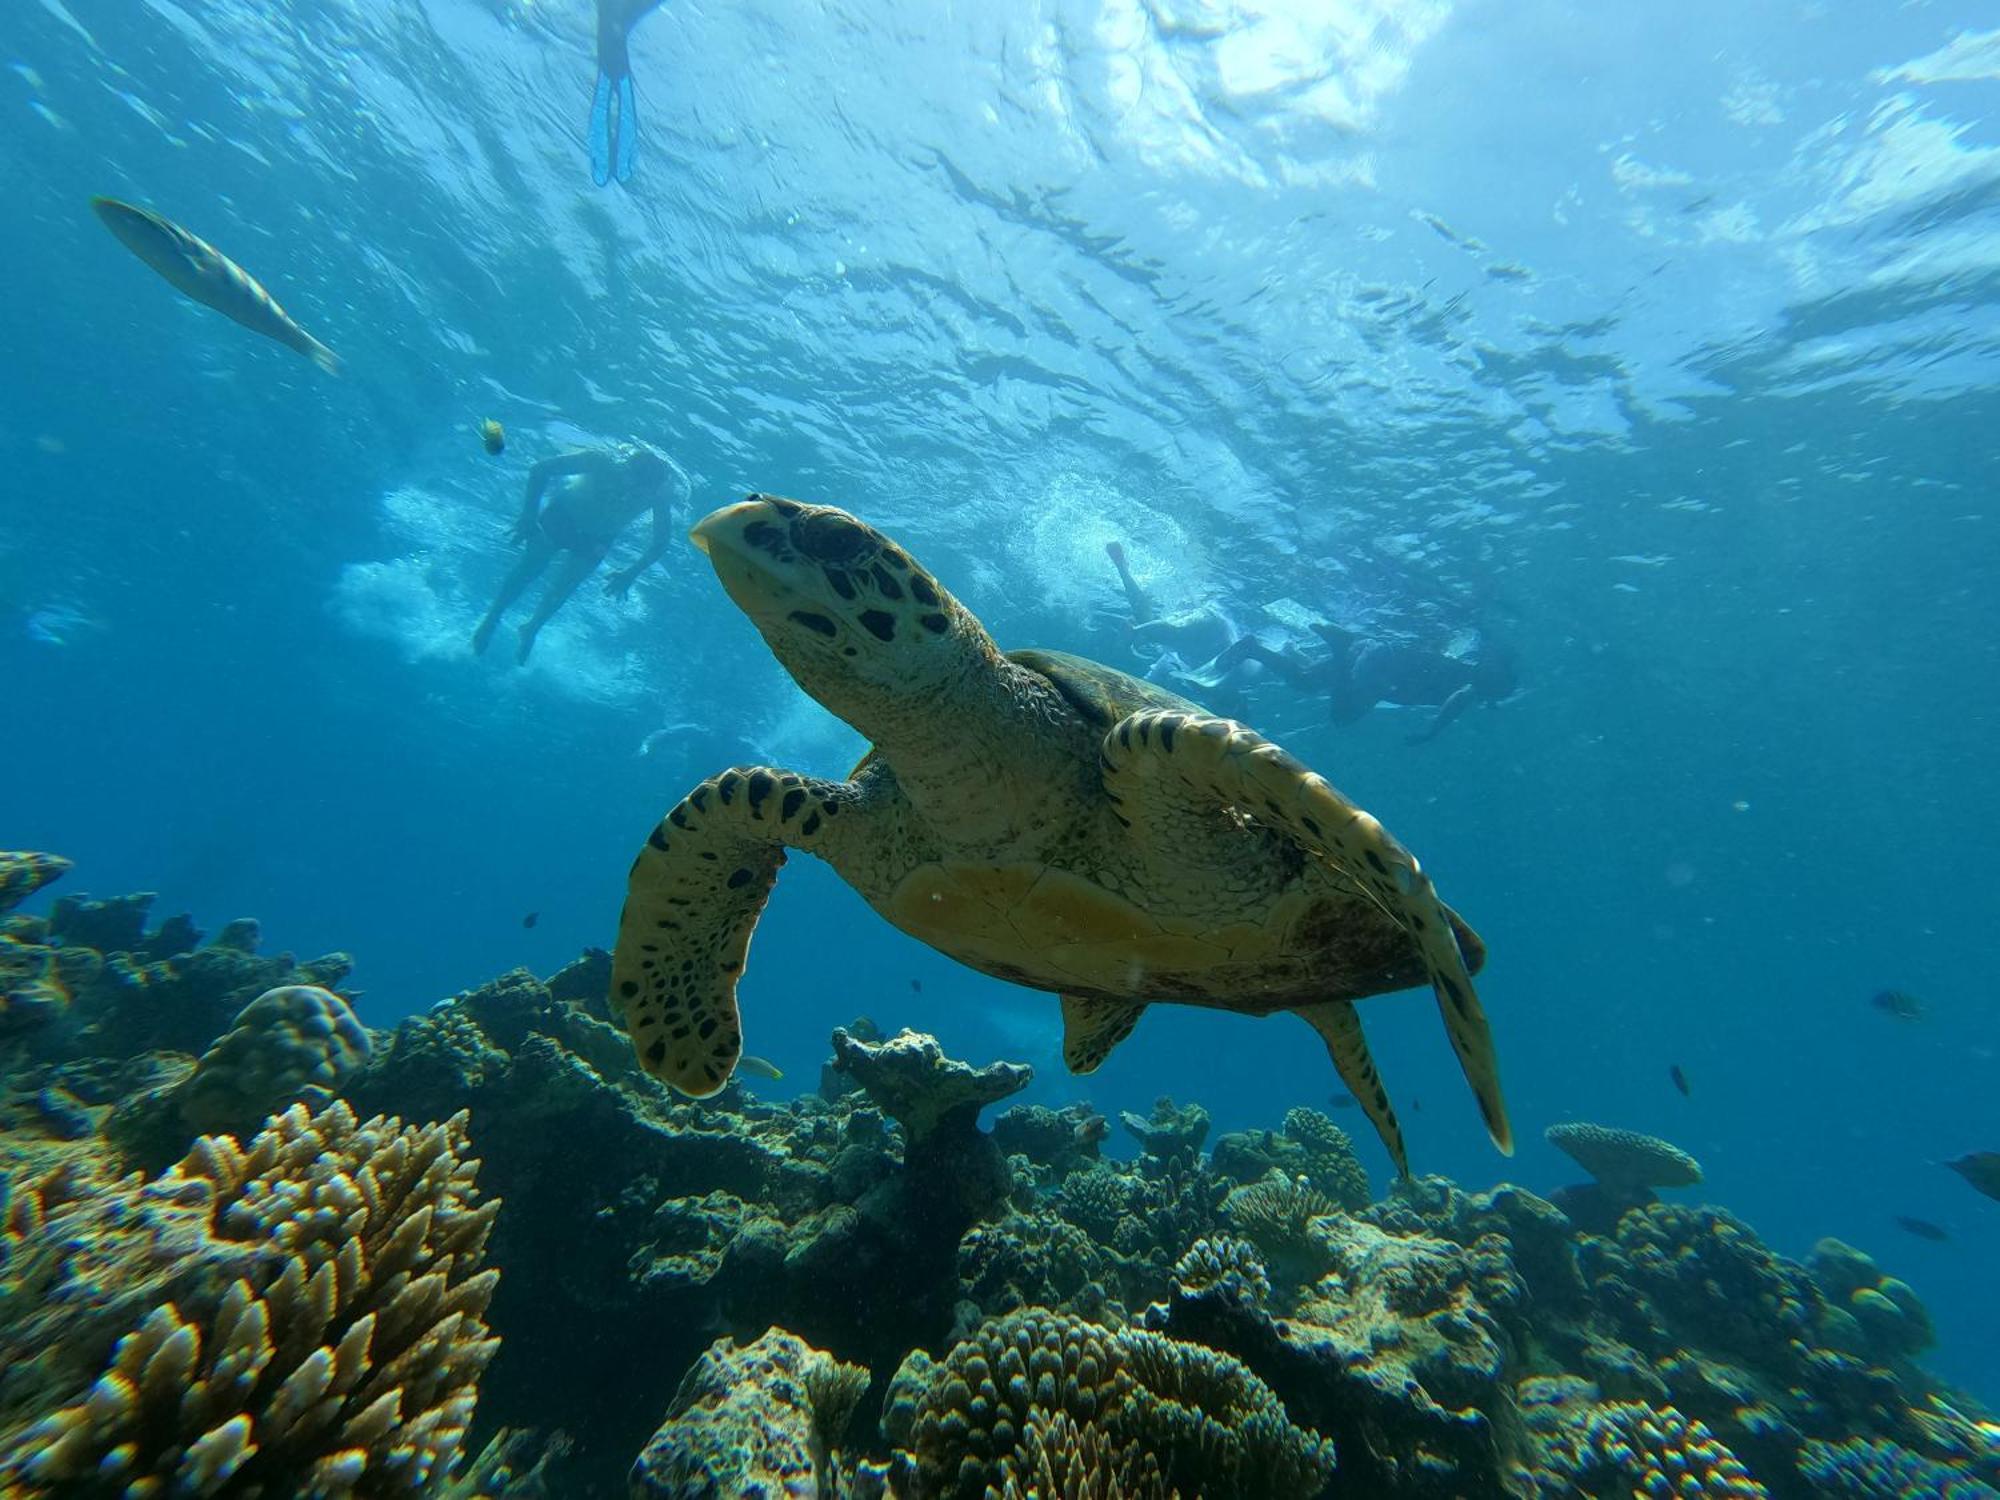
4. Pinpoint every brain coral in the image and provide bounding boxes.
[895,1308,1334,1500]
[0,1100,499,1497]
[630,1328,868,1497]
[175,984,374,1134]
